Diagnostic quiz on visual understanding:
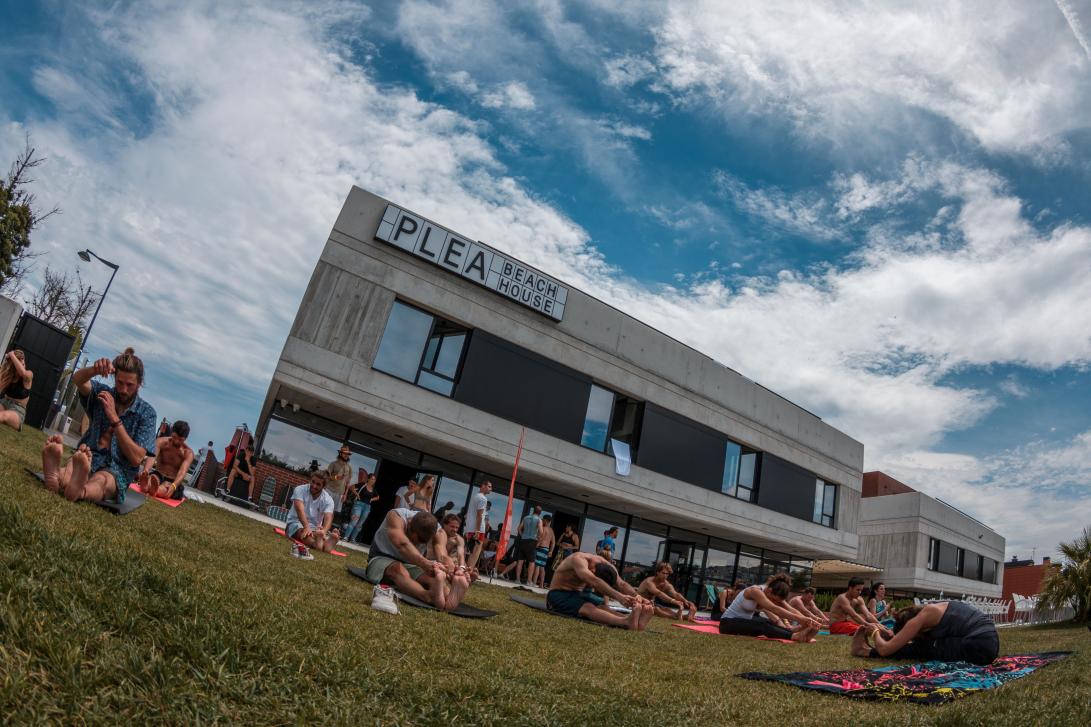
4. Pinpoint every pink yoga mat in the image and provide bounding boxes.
[273,527,348,557]
[671,622,810,644]
[128,484,185,507]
